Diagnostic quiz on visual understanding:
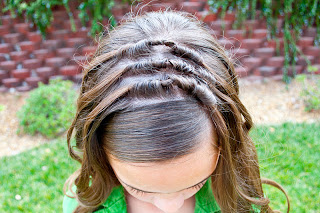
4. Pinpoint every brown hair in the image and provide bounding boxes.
[65,10,289,213]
